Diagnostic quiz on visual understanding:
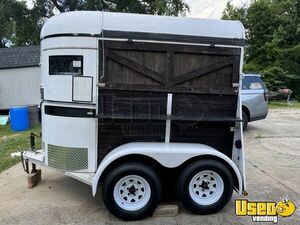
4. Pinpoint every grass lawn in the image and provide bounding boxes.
[0,124,41,173]
[269,101,300,109]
